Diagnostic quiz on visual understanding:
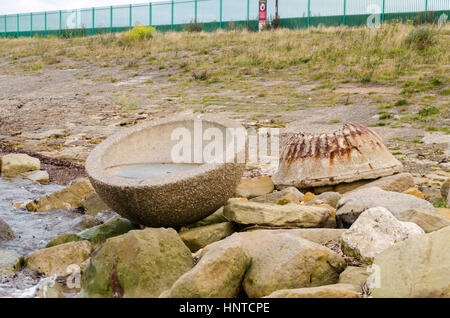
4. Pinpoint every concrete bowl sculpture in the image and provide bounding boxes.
[86,115,246,227]
[273,123,403,189]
